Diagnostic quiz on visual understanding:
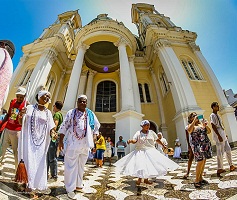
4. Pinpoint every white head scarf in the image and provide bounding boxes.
[38,90,51,103]
[78,94,87,99]
[158,132,163,137]
[140,120,150,127]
